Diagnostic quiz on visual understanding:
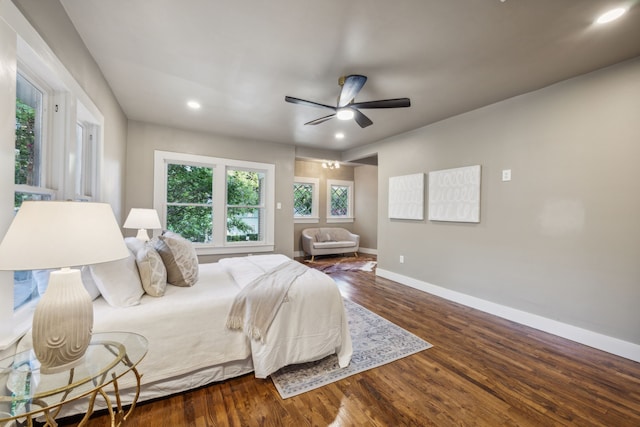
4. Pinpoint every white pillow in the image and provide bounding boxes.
[90,250,144,307]
[33,266,101,301]
[81,266,101,300]
[135,244,167,297]
[124,237,145,254]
